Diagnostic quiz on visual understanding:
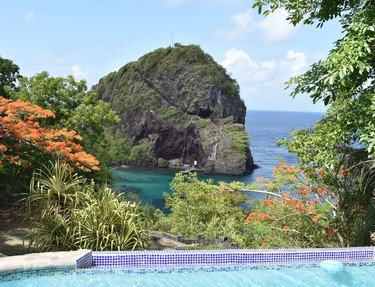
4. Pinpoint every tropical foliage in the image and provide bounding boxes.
[151,172,249,245]
[0,63,121,199]
[2,0,375,251]
[245,163,344,248]
[0,96,99,201]
[0,55,20,98]
[7,71,120,159]
[25,161,150,251]
[252,0,375,245]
